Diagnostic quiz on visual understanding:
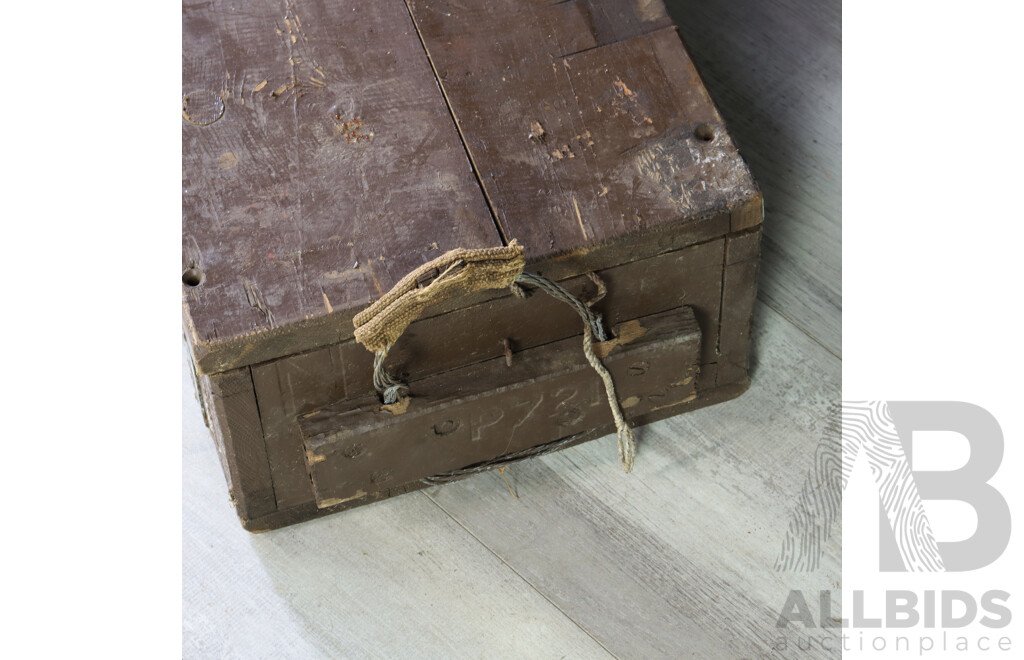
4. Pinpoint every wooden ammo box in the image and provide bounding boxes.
[183,0,761,531]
